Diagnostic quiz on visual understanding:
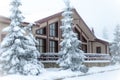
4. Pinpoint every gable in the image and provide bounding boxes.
[35,9,96,41]
[72,9,96,41]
